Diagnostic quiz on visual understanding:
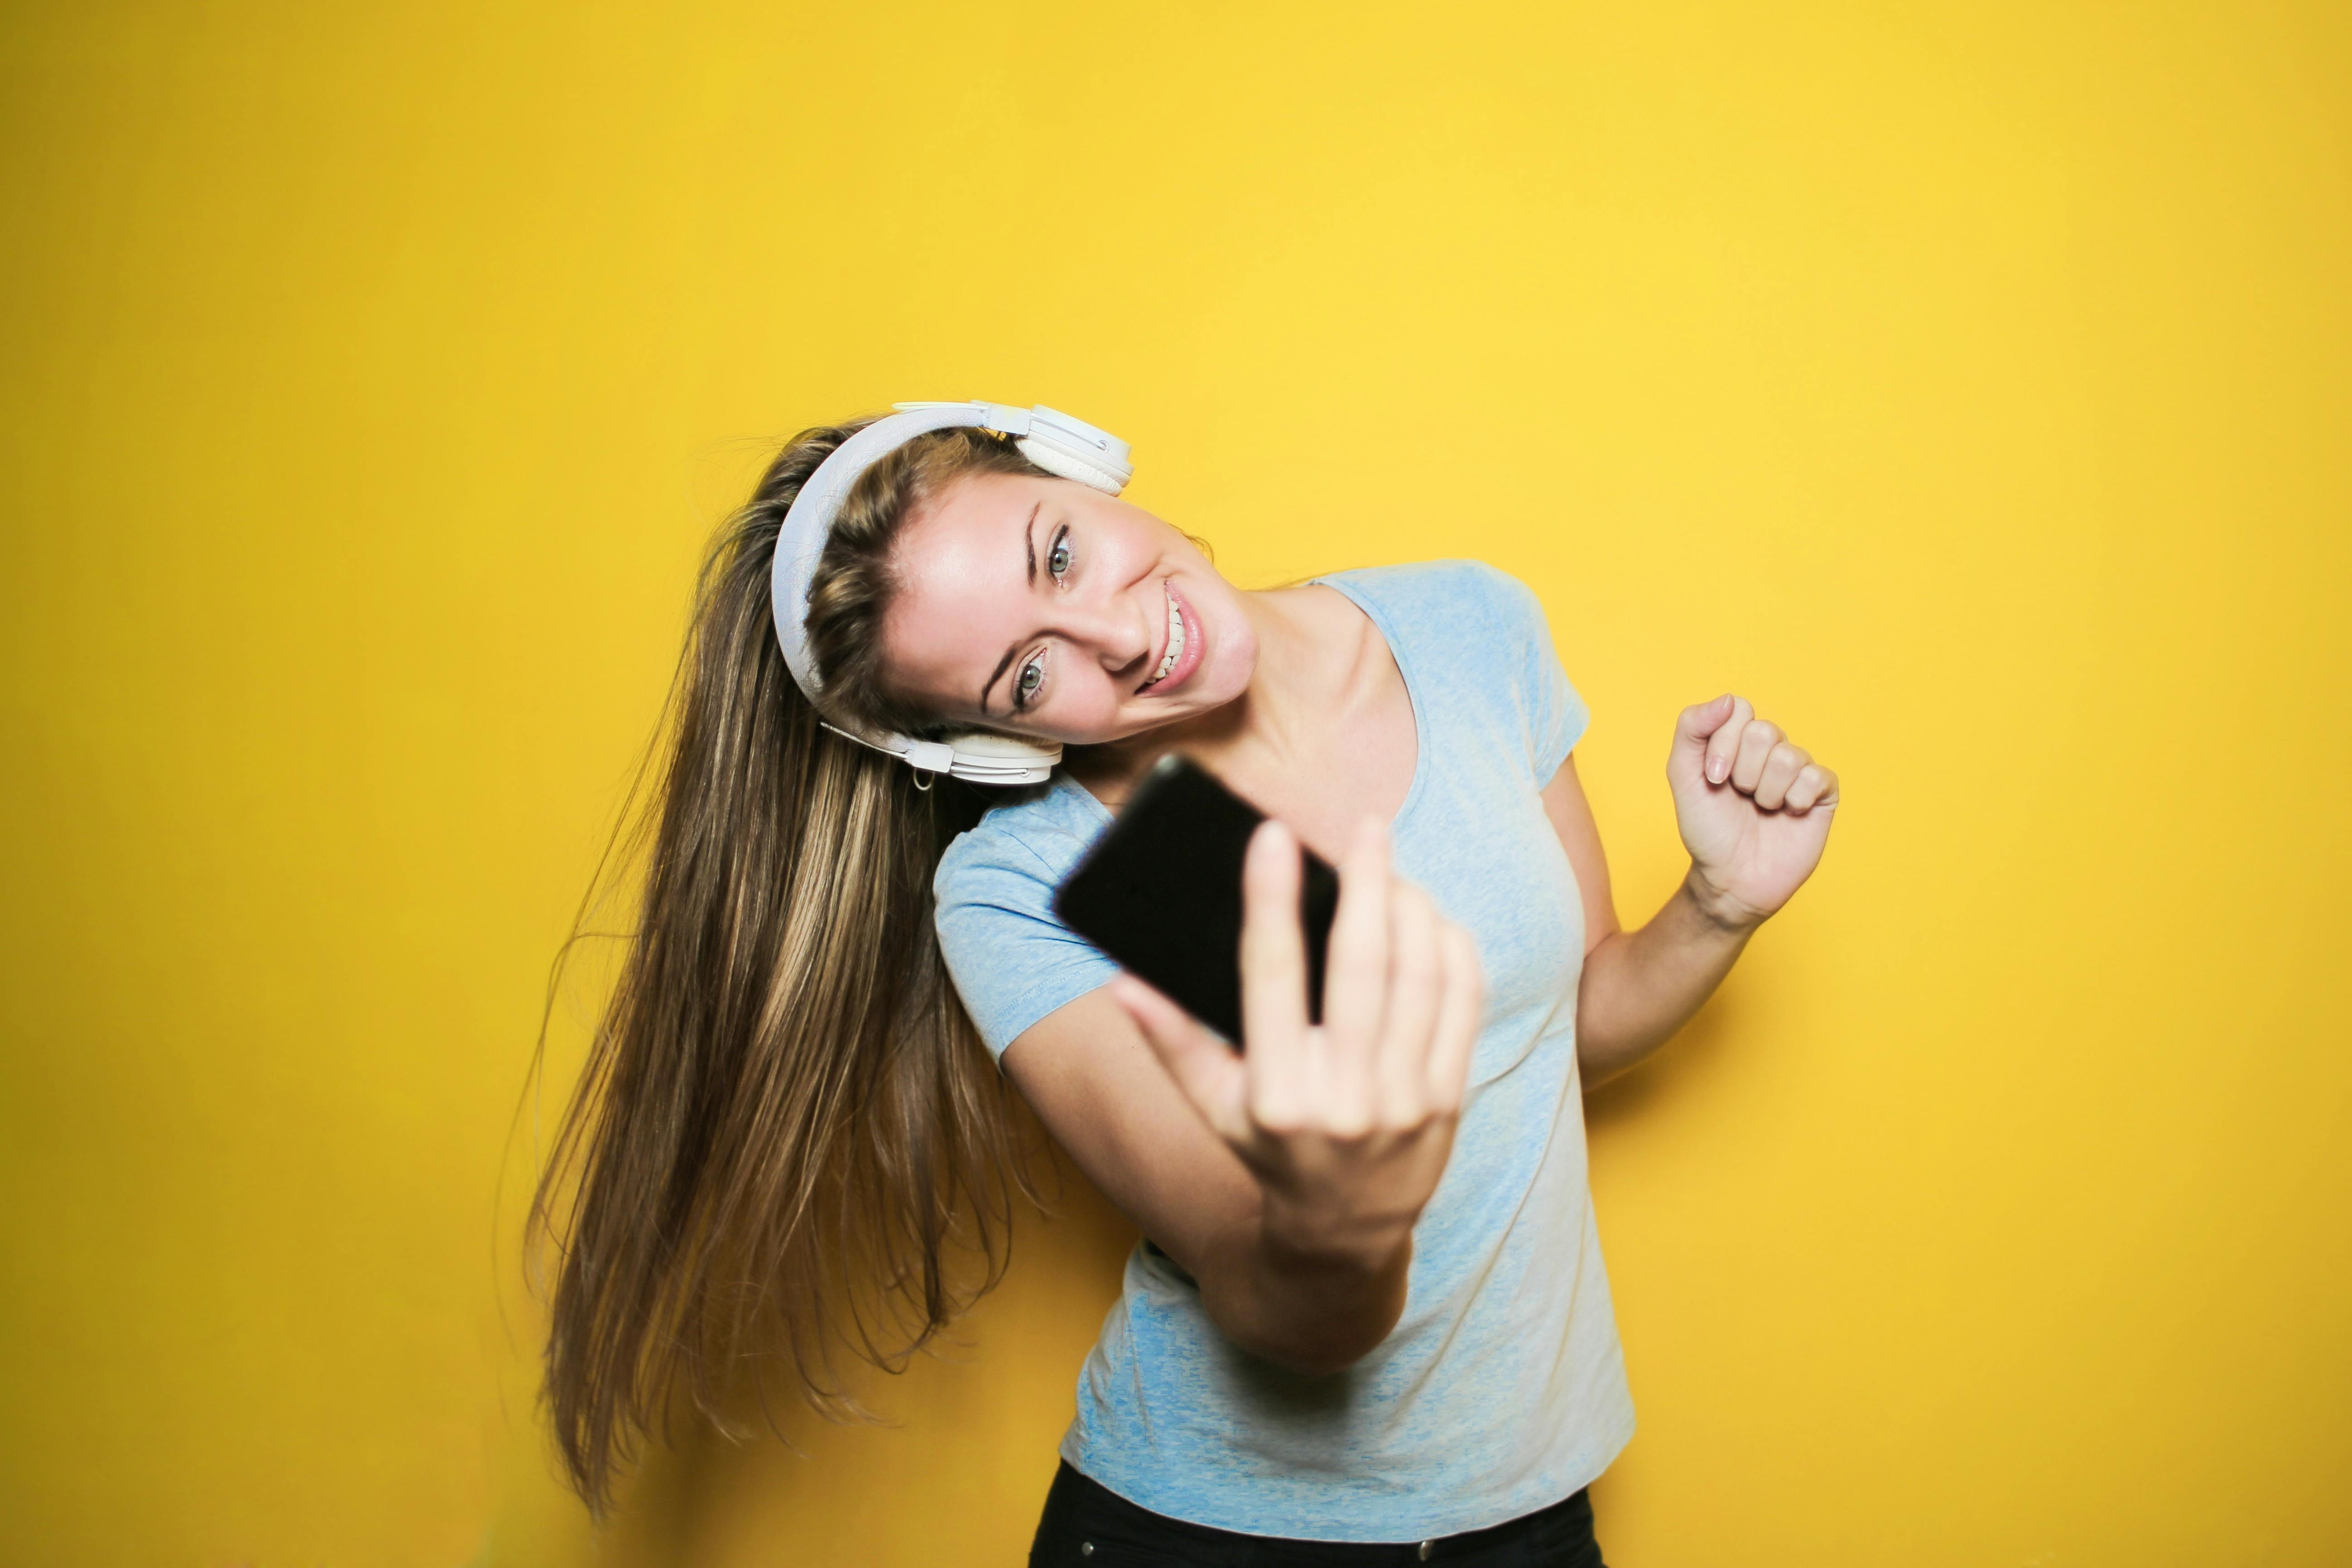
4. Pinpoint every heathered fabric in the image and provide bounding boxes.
[932,559,1635,1541]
